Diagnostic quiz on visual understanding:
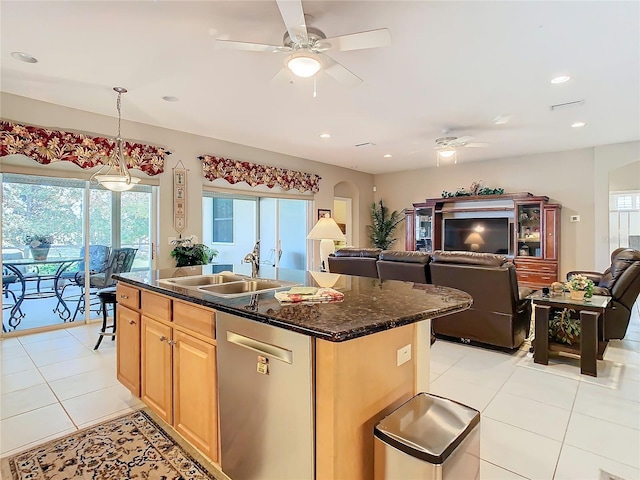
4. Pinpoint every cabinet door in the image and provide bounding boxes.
[116,305,141,396]
[141,316,173,423]
[173,331,219,462]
